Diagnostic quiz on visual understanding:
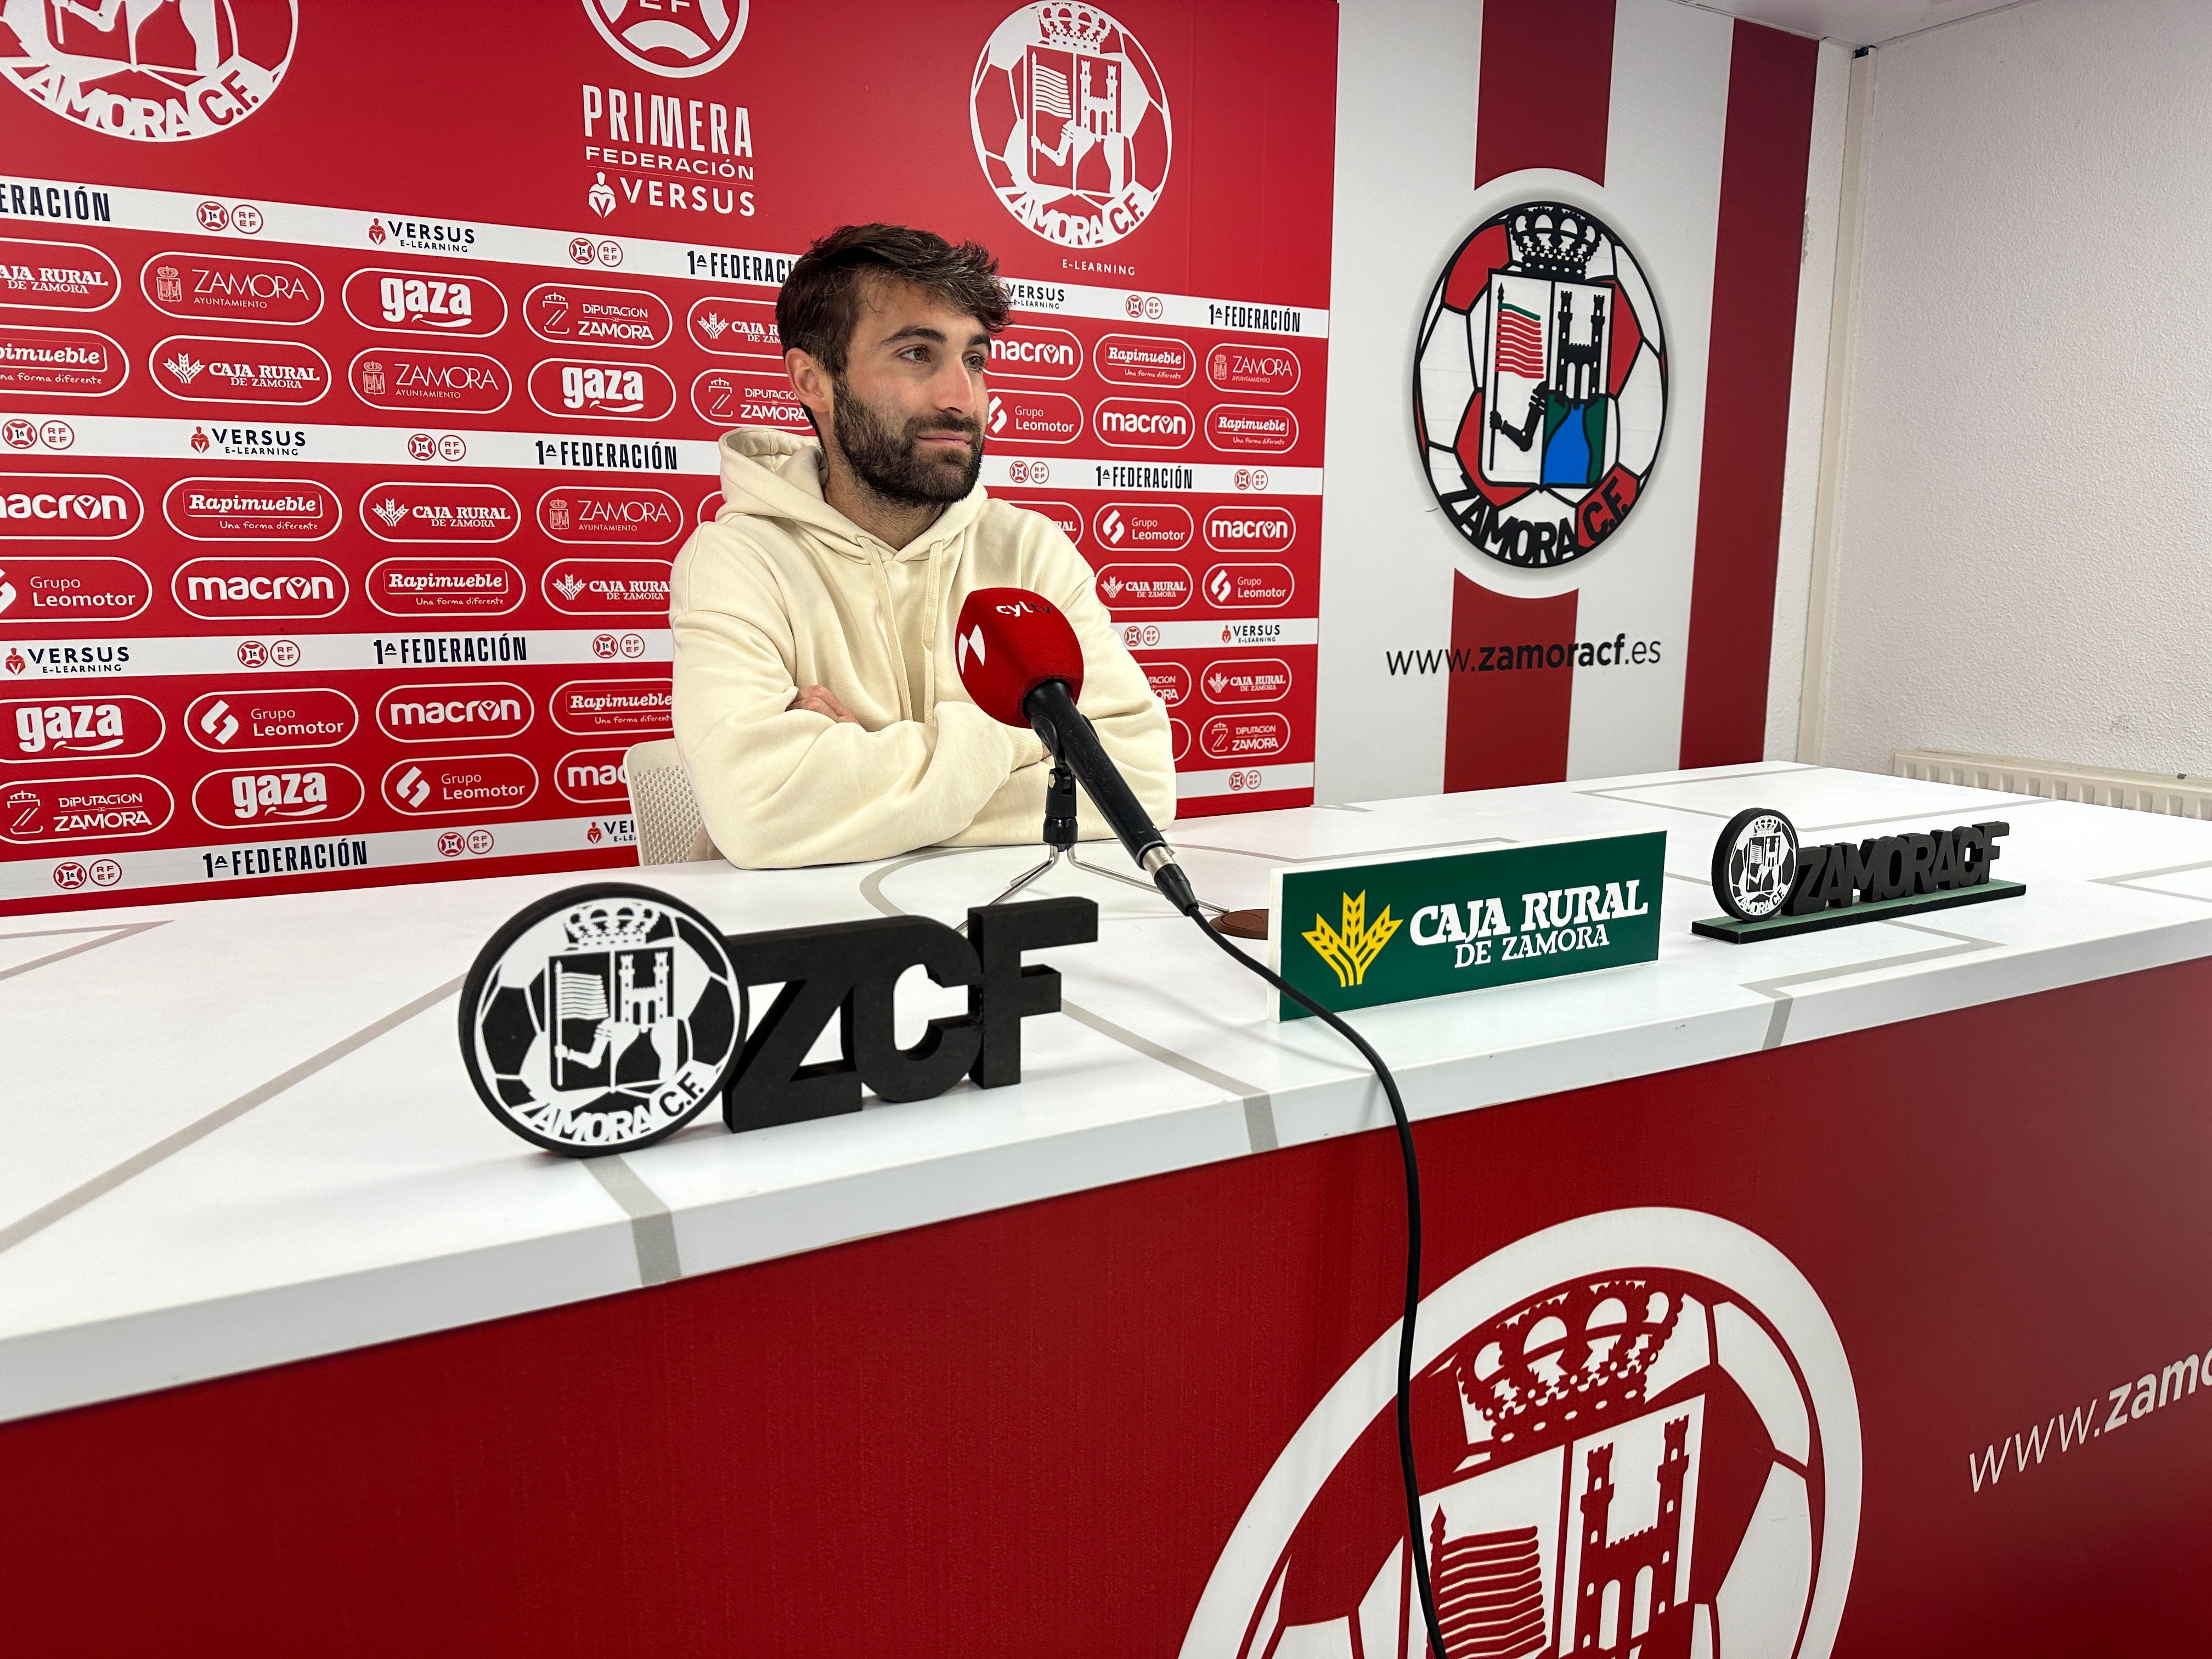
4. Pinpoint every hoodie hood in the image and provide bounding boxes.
[713,426,986,565]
